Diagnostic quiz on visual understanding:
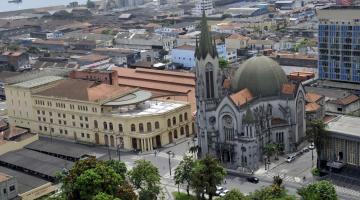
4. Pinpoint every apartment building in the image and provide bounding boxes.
[317,6,360,83]
[5,76,192,152]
